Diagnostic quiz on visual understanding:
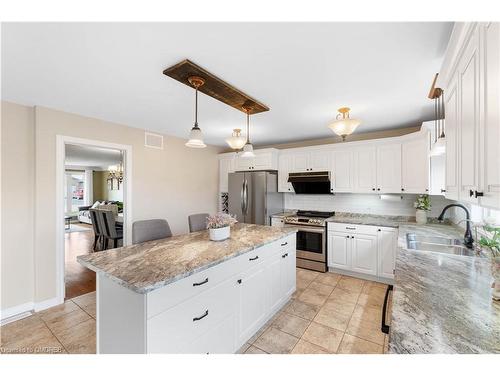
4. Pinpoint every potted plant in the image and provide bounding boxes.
[206,213,237,241]
[414,194,431,224]
[479,224,500,301]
